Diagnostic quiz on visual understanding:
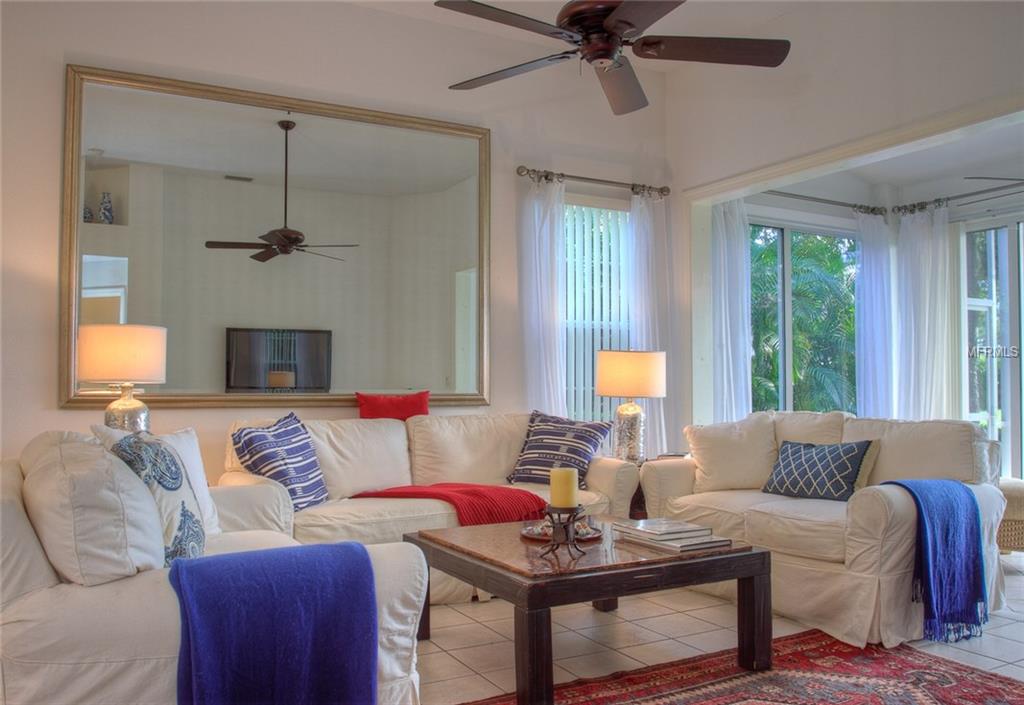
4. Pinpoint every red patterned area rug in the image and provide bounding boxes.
[463,630,1024,705]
